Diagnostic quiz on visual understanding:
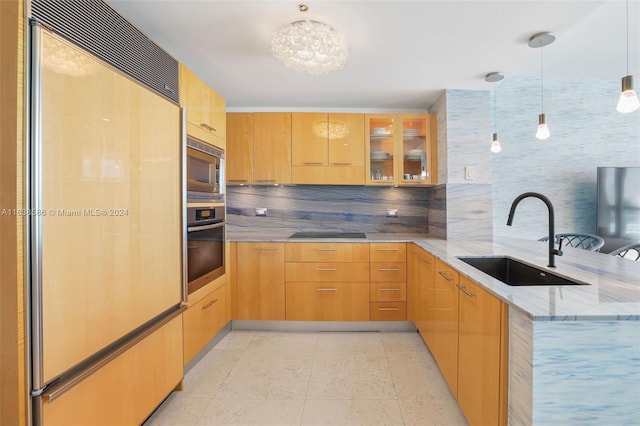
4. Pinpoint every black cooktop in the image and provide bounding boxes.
[288,231,367,239]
